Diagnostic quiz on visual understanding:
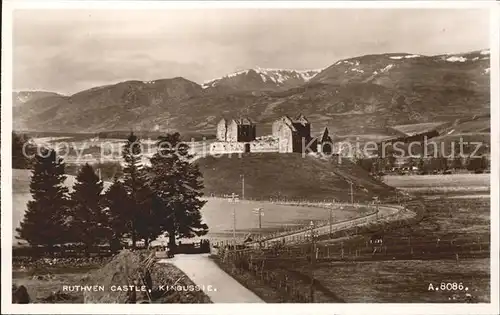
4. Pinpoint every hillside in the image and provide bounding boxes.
[196,153,395,202]
[13,49,490,136]
[13,91,63,106]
